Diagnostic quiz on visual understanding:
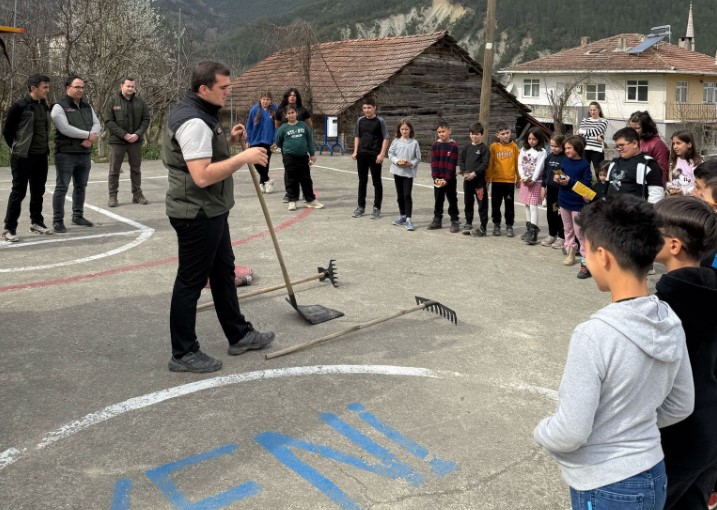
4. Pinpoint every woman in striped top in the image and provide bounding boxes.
[577,101,608,177]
